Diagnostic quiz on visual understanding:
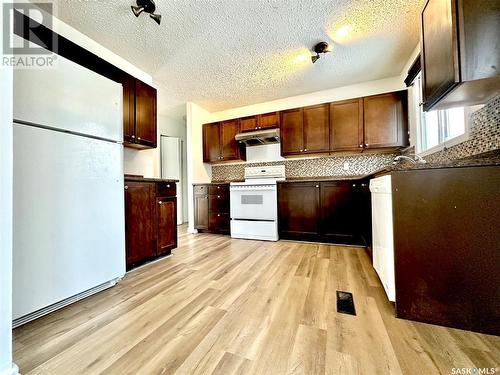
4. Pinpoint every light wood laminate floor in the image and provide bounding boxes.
[14,225,500,374]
